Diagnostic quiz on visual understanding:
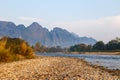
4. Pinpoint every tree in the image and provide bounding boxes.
[117,42,120,50]
[0,37,35,61]
[0,39,11,62]
[78,44,88,51]
[33,42,48,52]
[105,40,119,50]
[69,44,90,52]
[34,42,41,51]
[87,45,92,51]
[93,41,105,51]
[115,37,120,42]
